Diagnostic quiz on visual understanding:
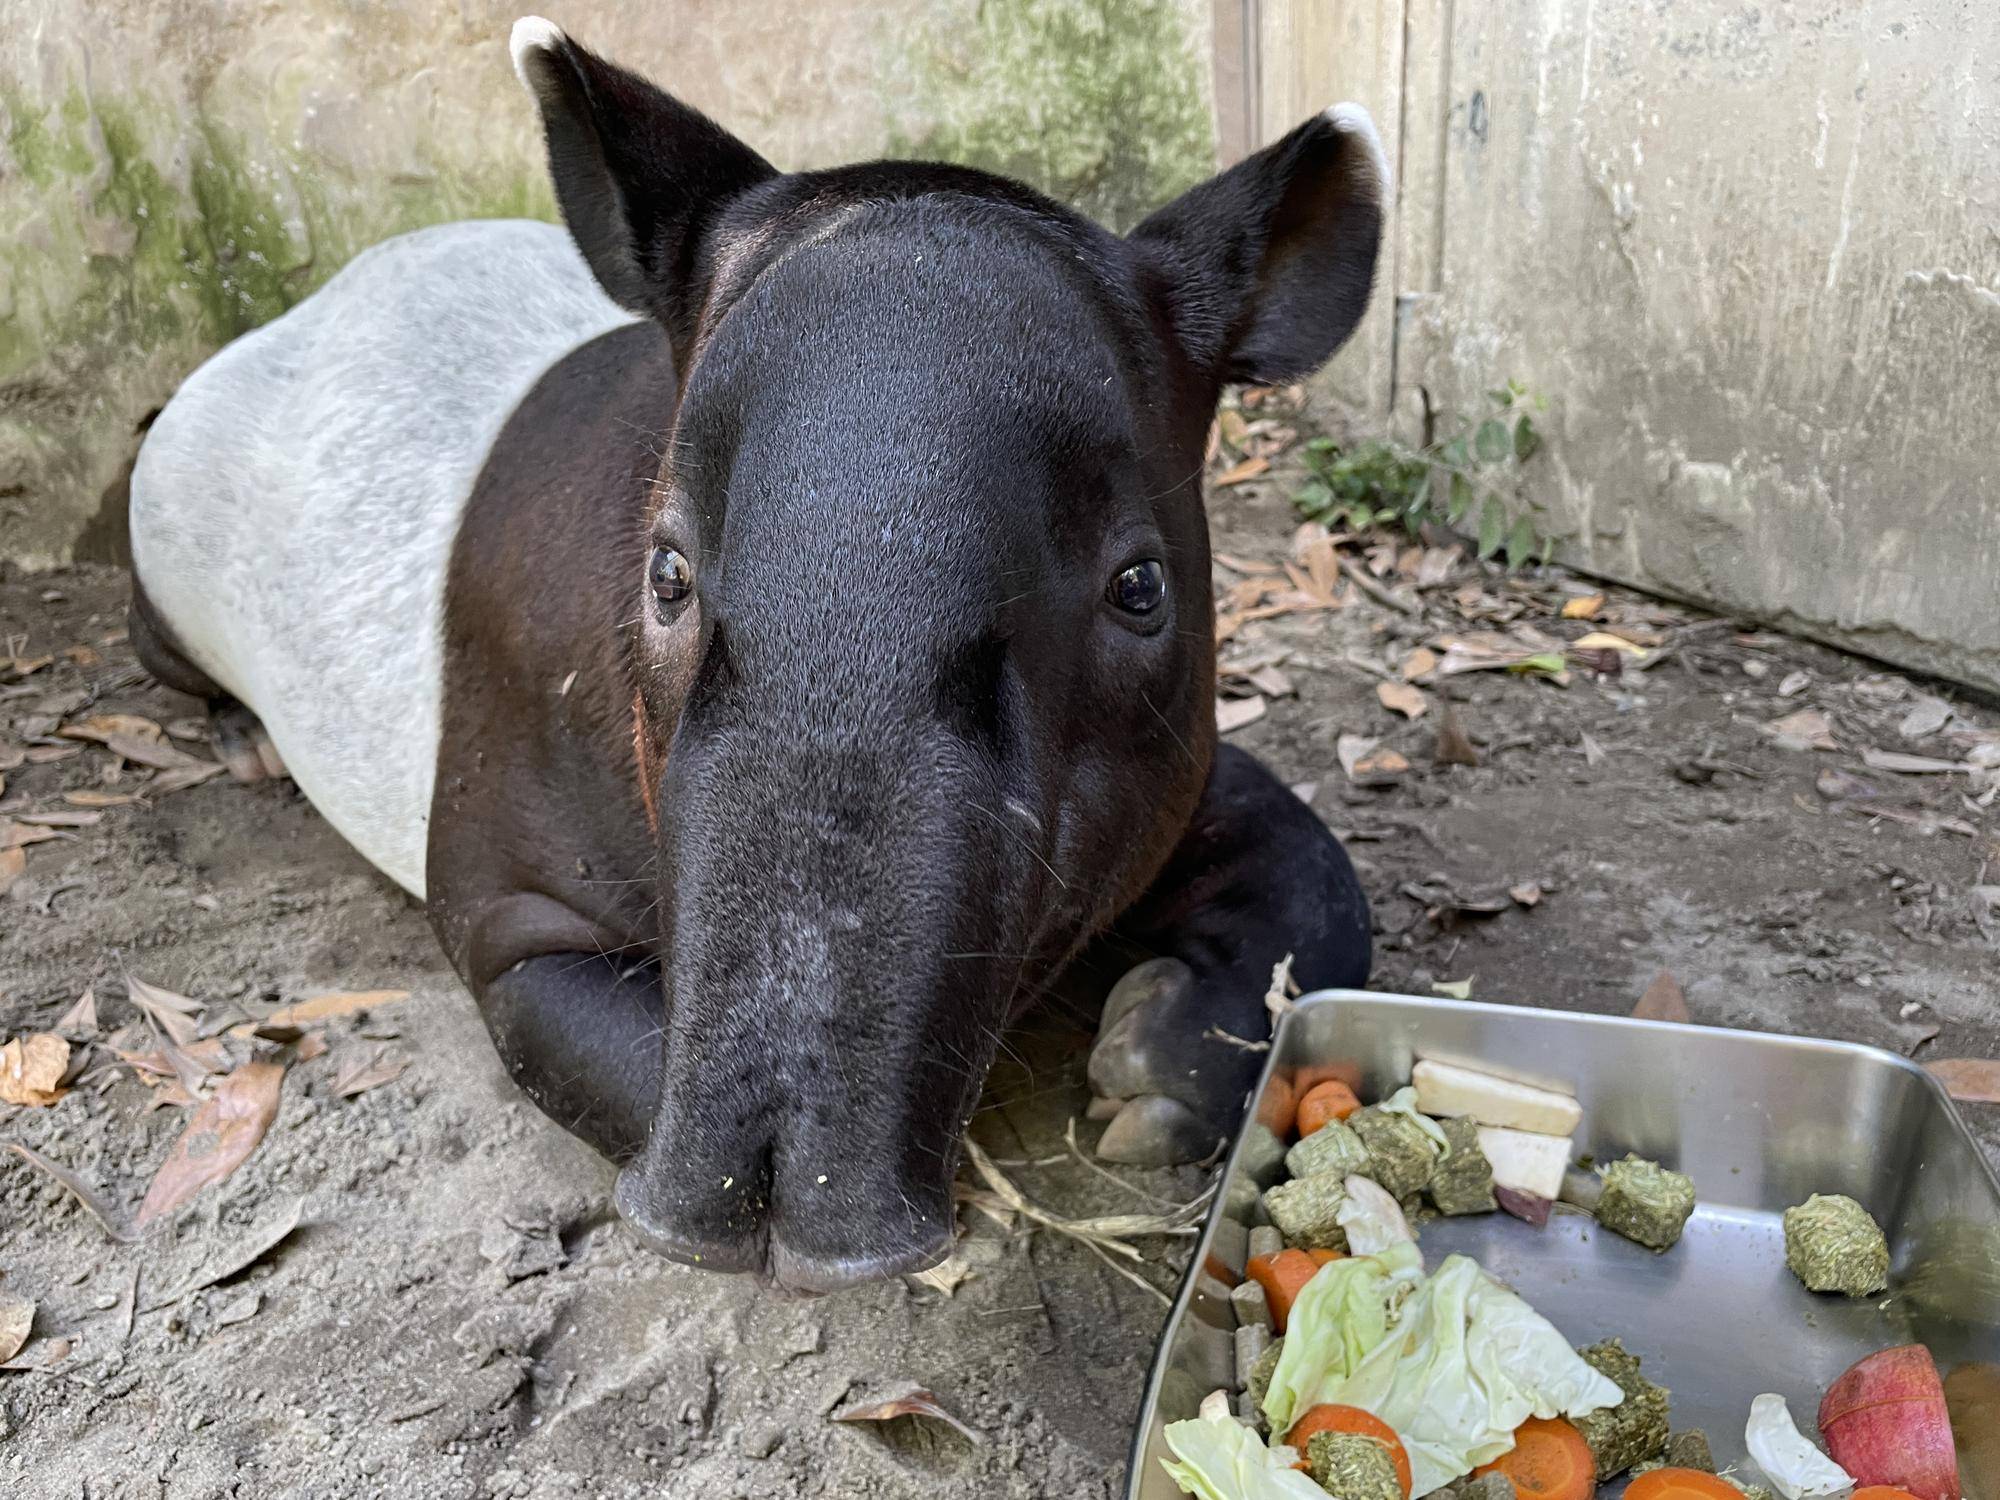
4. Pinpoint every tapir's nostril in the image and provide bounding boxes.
[769,1233,955,1295]
[612,1148,956,1291]
[612,1163,770,1276]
